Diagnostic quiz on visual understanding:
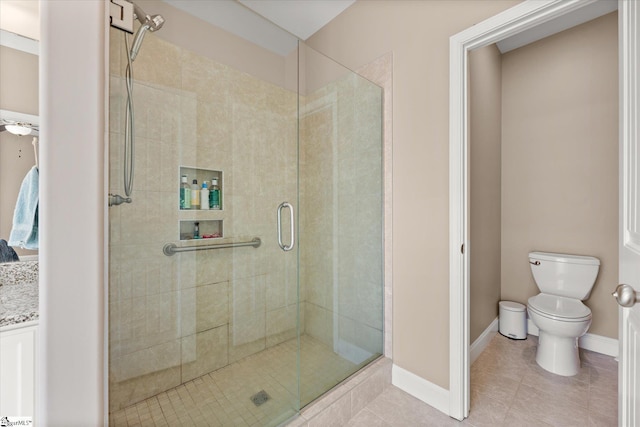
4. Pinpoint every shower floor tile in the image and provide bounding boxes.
[109,335,358,427]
